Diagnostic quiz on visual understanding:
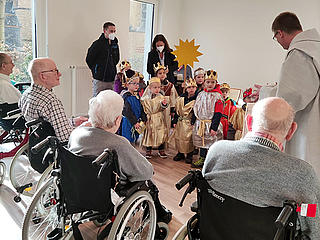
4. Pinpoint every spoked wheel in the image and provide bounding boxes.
[0,161,6,185]
[22,178,73,240]
[108,191,157,240]
[9,143,43,197]
[172,216,198,240]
